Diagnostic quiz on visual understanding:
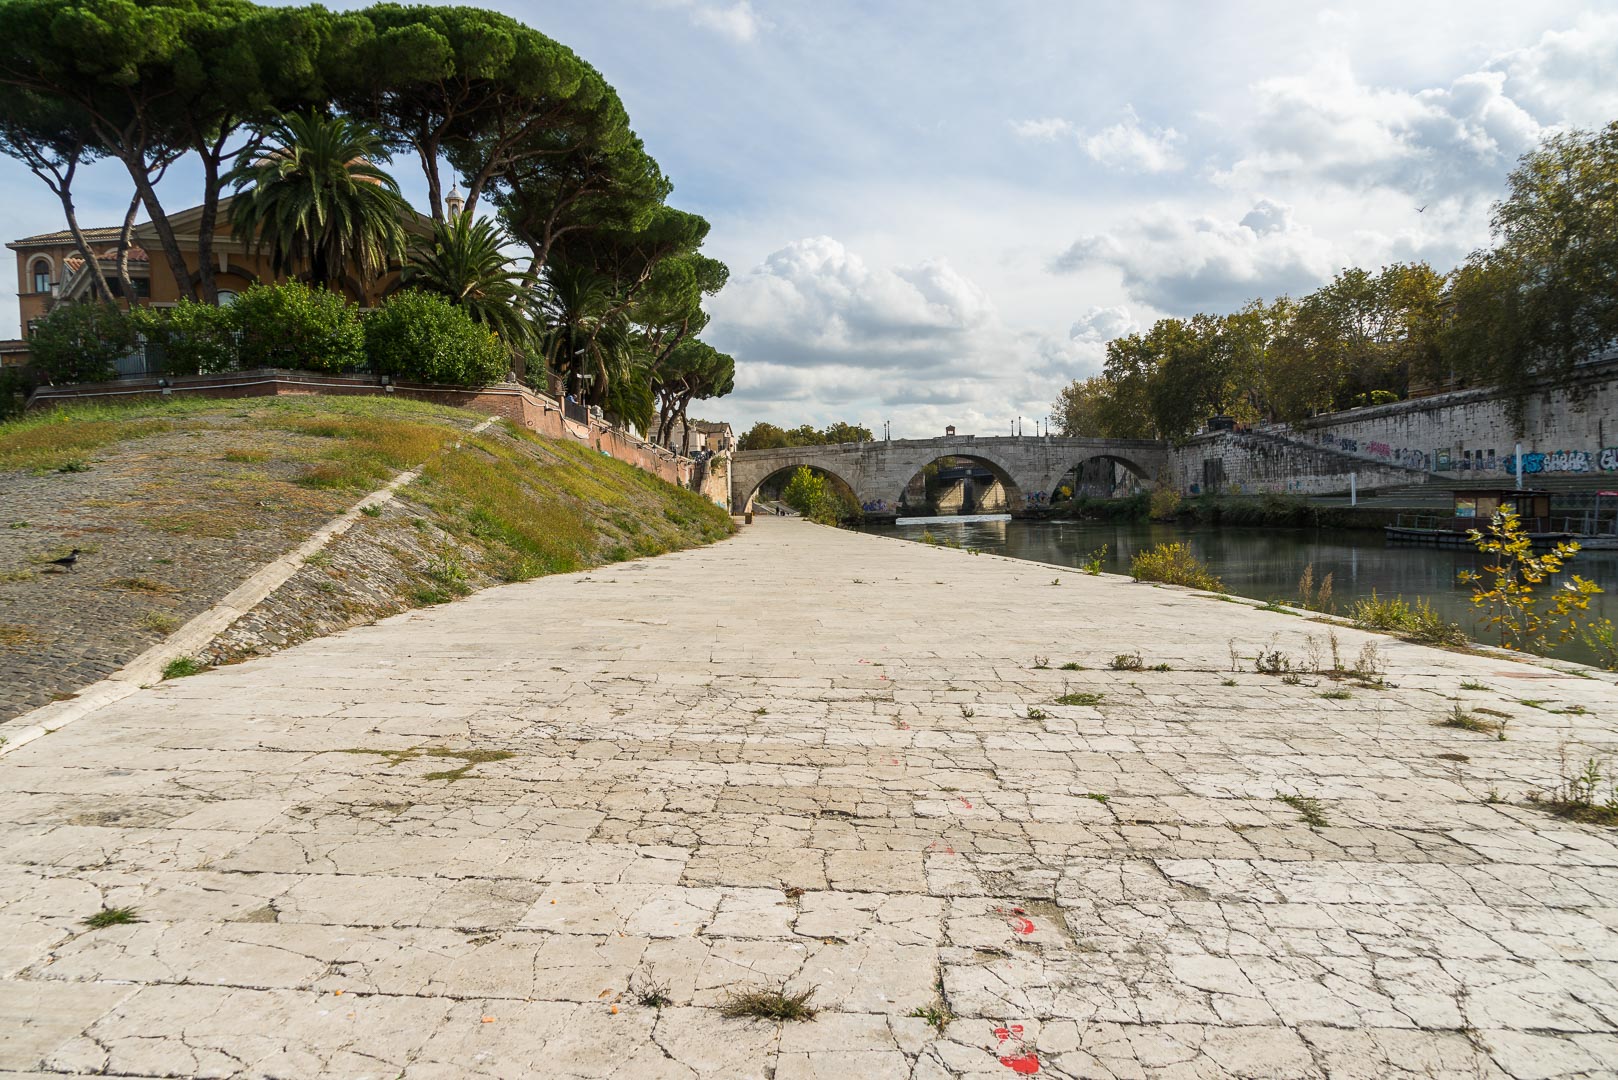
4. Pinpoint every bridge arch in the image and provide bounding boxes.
[896,452,1025,515]
[1054,453,1155,499]
[737,461,861,514]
